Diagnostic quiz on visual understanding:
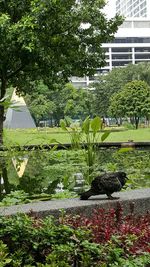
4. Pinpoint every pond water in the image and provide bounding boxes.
[97,148,150,189]
[1,147,150,197]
